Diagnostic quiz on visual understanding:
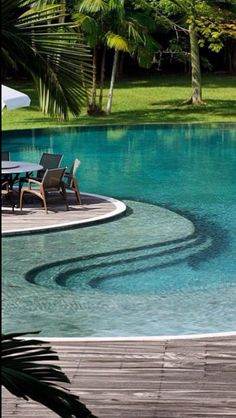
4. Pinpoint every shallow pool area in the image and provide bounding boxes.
[2,123,236,336]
